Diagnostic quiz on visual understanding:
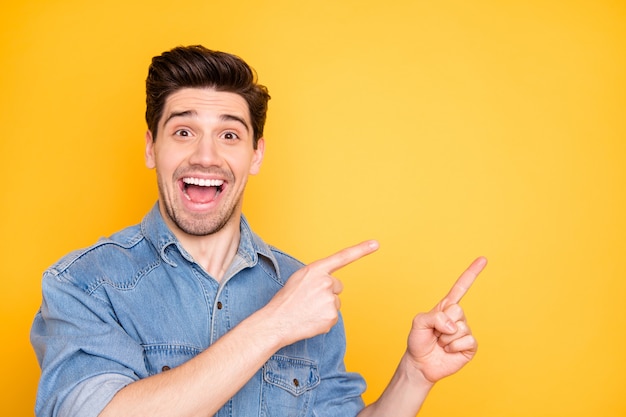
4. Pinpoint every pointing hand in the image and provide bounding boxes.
[407,257,487,383]
[266,240,379,345]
